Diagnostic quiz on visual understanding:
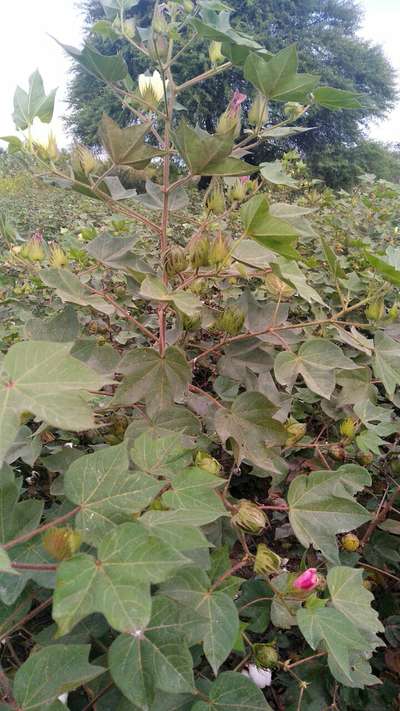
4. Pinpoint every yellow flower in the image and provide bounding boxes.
[138,70,166,105]
[27,117,58,158]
